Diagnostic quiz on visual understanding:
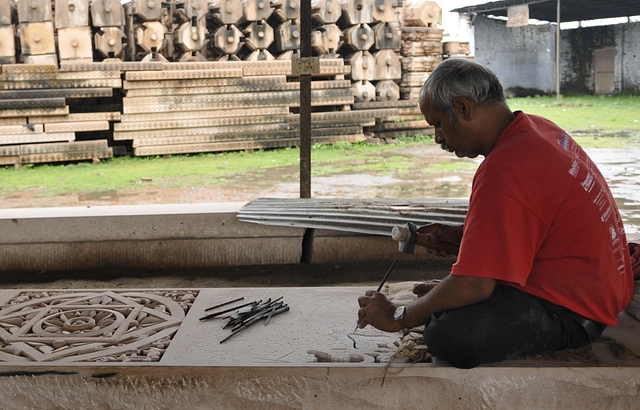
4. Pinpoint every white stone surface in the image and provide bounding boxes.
[163,287,399,366]
[0,203,416,271]
[0,287,639,409]
[0,202,246,219]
